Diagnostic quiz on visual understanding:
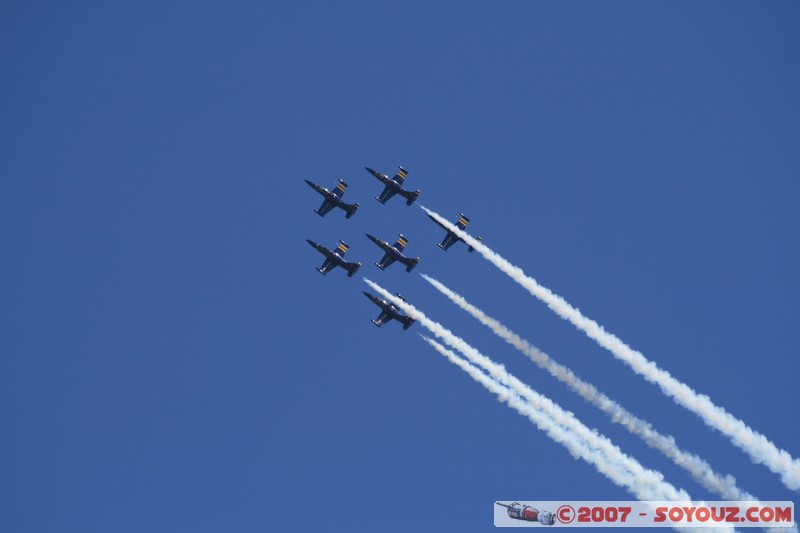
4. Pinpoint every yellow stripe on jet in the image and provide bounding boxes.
[397,168,407,177]
[458,217,469,226]
[336,184,347,192]
[337,244,348,252]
